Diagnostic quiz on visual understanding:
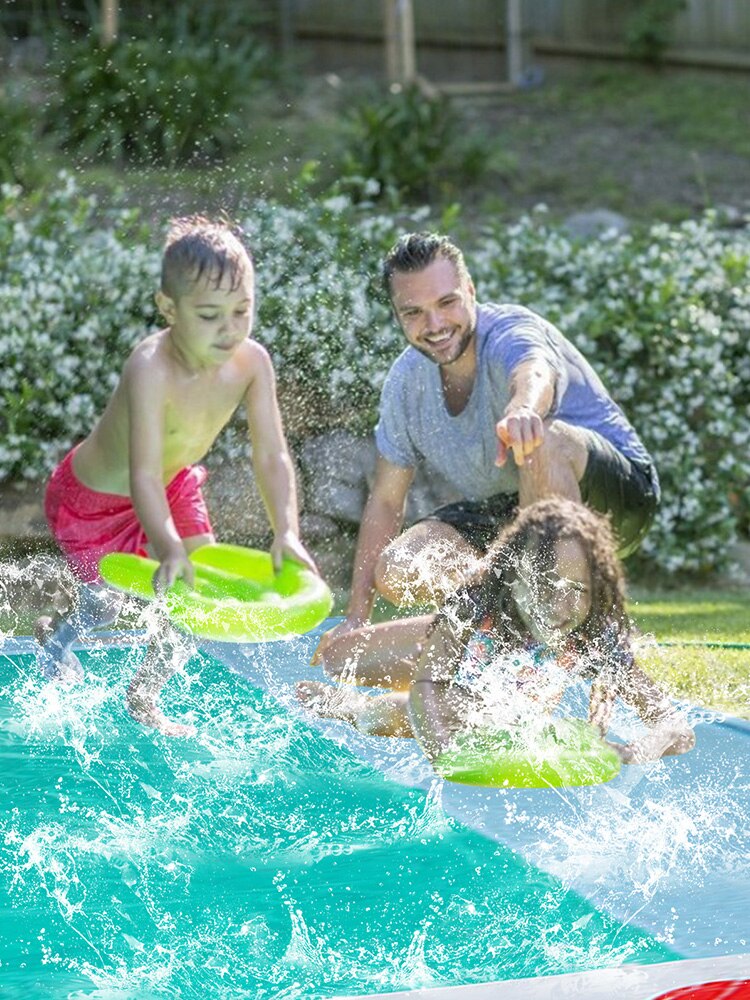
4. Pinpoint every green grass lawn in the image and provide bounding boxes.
[4,575,748,719]
[628,587,750,719]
